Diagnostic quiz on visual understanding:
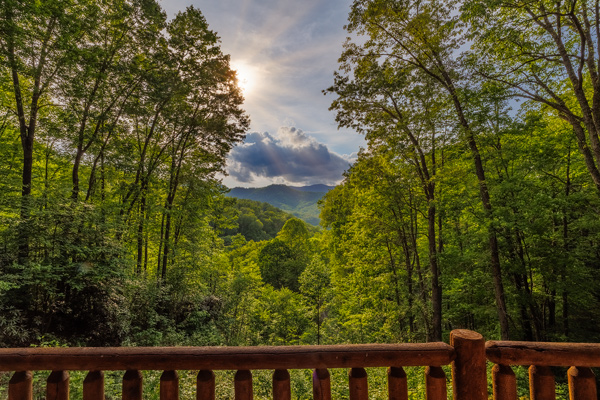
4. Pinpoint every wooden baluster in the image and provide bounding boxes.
[492,364,516,400]
[234,370,253,400]
[83,371,104,400]
[47,370,69,400]
[425,366,447,400]
[123,370,143,400]
[529,365,555,400]
[568,366,597,400]
[312,368,331,400]
[8,371,32,400]
[273,369,291,400]
[160,370,179,400]
[388,367,408,400]
[197,370,215,400]
[349,367,368,400]
[450,329,487,400]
